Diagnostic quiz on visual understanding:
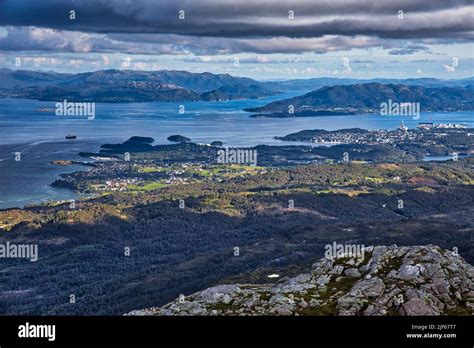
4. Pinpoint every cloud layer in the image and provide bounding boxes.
[0,0,472,55]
